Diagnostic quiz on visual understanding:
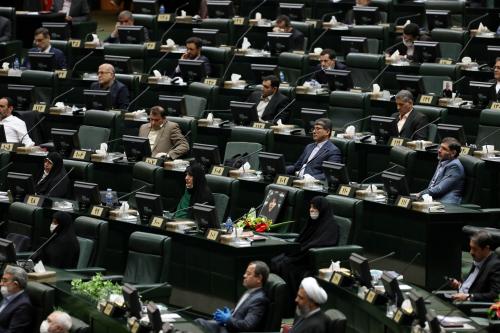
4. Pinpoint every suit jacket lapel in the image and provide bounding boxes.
[400,110,416,135]
[470,254,493,290]
[152,125,166,151]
